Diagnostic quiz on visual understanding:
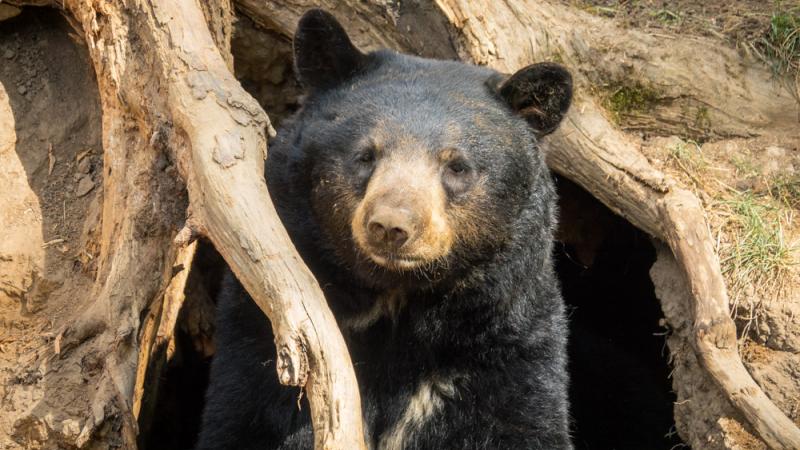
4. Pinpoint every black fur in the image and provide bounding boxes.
[197,9,572,450]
